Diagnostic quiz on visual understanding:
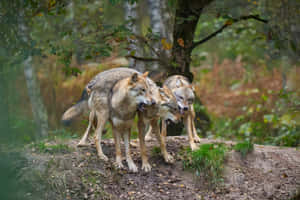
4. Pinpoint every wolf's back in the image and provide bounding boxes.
[62,68,139,125]
[61,89,89,125]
